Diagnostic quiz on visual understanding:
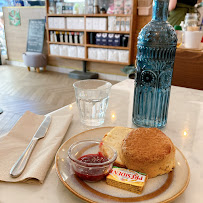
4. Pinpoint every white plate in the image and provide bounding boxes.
[55,127,190,203]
